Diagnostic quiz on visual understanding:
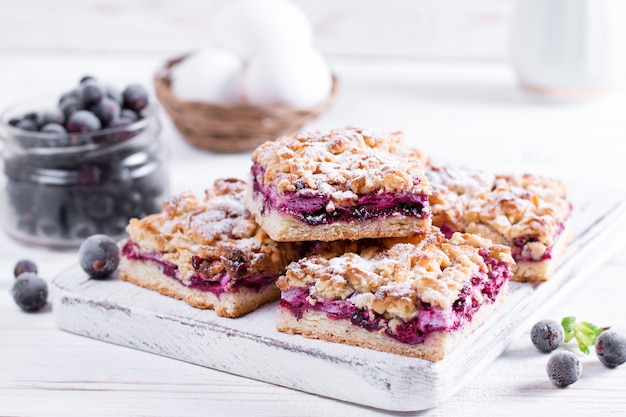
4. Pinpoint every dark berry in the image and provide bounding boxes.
[66,110,102,133]
[59,96,85,117]
[546,351,582,388]
[14,259,38,278]
[23,112,38,121]
[15,118,38,131]
[105,85,123,105]
[122,84,149,111]
[8,117,20,126]
[84,193,115,220]
[36,216,64,238]
[78,234,120,278]
[68,218,98,240]
[40,123,67,135]
[80,75,97,84]
[36,108,65,127]
[104,216,129,237]
[39,123,70,146]
[11,272,48,312]
[90,97,121,127]
[531,320,565,353]
[80,80,104,106]
[595,330,626,368]
[117,190,143,217]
